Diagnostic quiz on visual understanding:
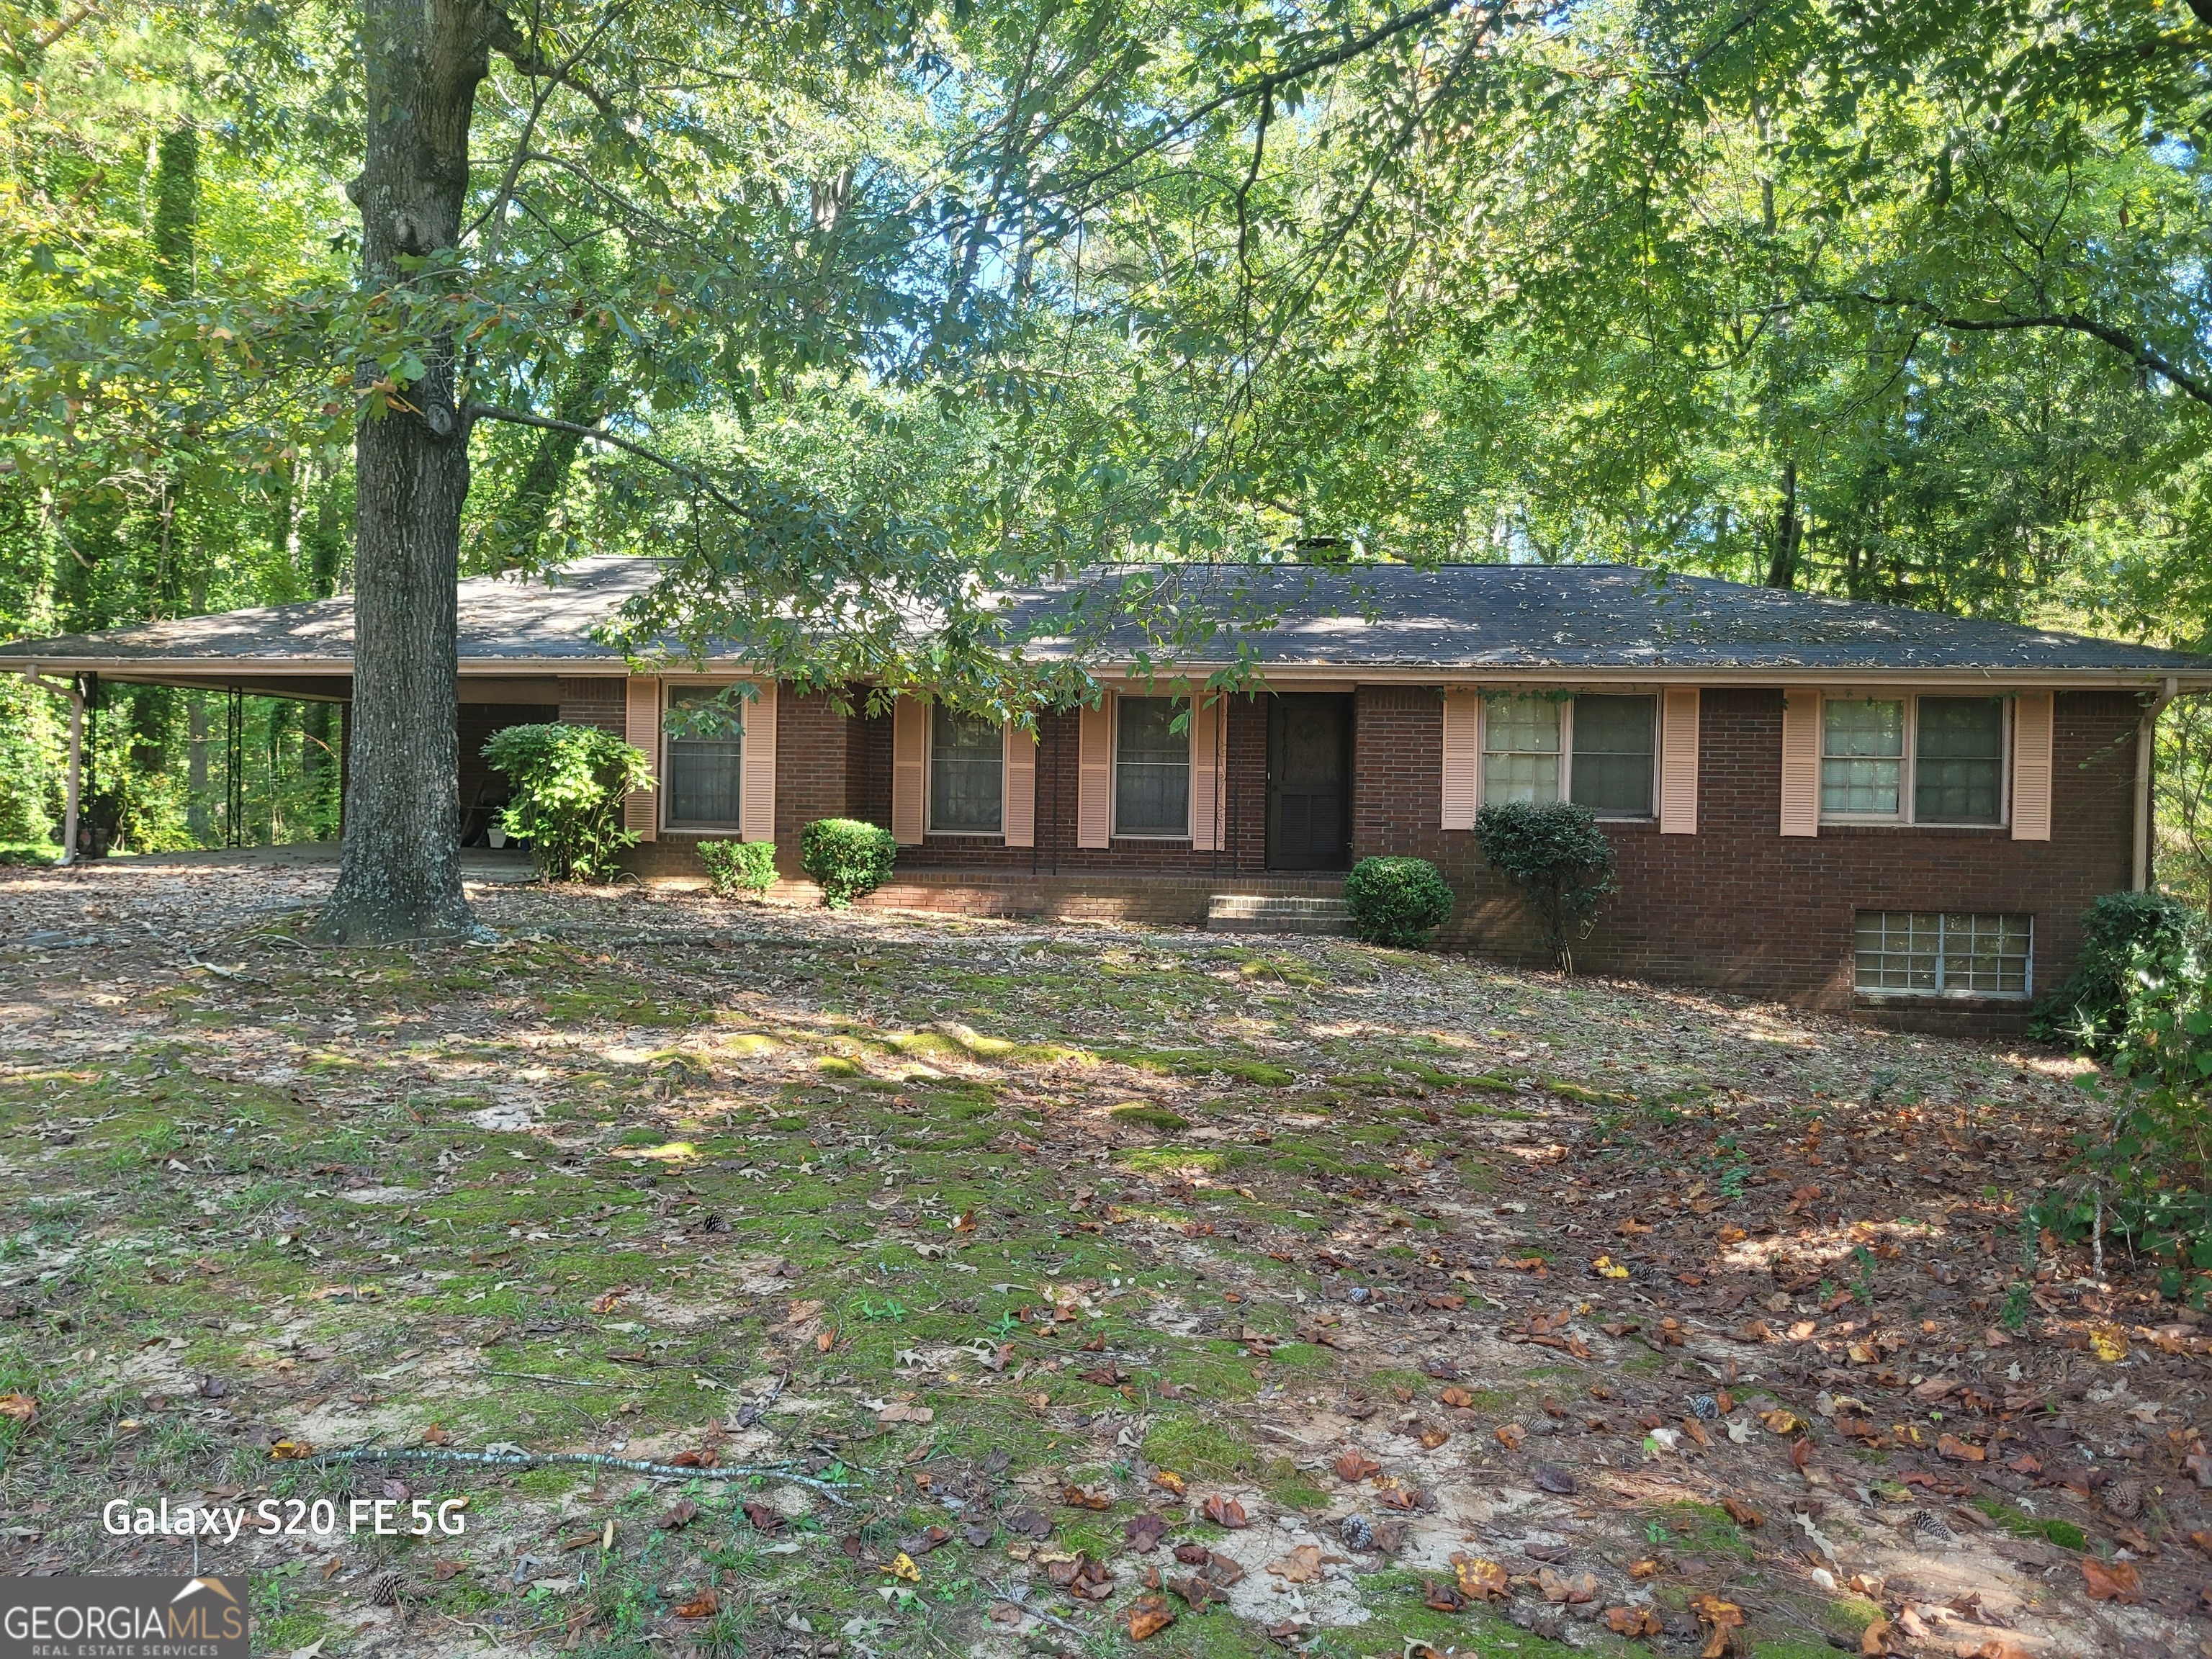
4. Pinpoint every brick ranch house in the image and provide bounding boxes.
[7,556,2208,1030]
